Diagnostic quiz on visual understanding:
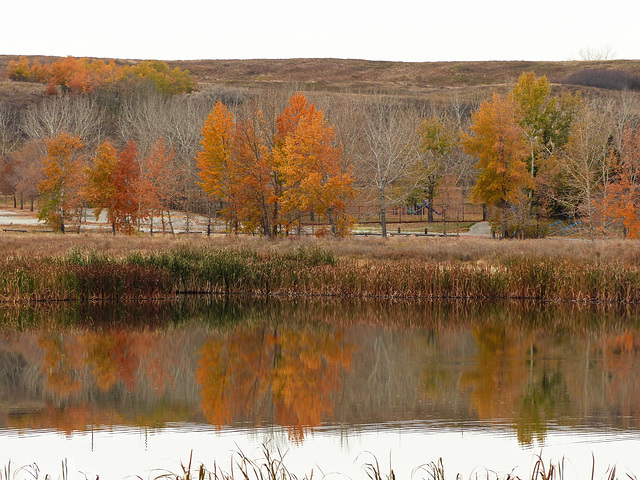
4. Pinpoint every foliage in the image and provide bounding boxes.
[195,101,239,227]
[196,93,355,236]
[597,128,640,237]
[140,138,179,233]
[275,93,356,236]
[462,93,534,235]
[85,140,141,234]
[37,133,85,233]
[417,115,457,222]
[7,56,195,96]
